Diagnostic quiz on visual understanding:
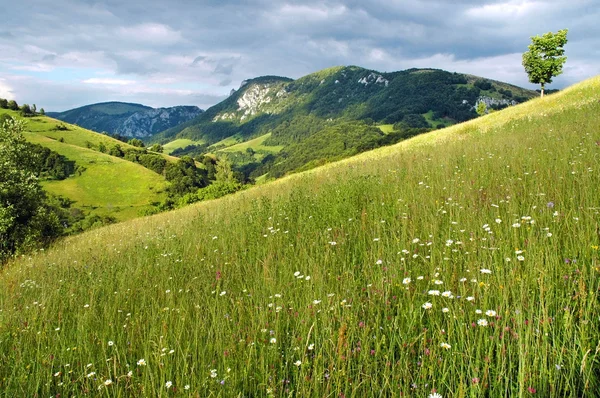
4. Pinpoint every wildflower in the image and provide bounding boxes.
[459,278,467,282]
[54,372,61,377]
[475,309,482,314]
[428,290,440,296]
[434,279,443,285]
[329,241,337,245]
[220,291,226,296]
[417,276,424,280]
[185,384,190,390]
[87,372,96,378]
[104,379,113,386]
[312,300,321,305]
[84,304,90,308]
[477,319,488,327]
[402,277,411,285]
[127,371,133,377]
[294,271,300,276]
[422,302,433,310]
[485,310,497,317]
[440,342,451,350]
[442,307,449,313]
[210,369,217,378]
[441,291,453,298]
[517,255,525,261]
[412,238,420,244]
[466,296,475,301]
[480,269,492,274]
[376,259,383,265]
[165,381,172,389]
[108,341,114,346]
[308,343,315,350]
[429,393,443,398]
[270,338,277,344]
[137,359,147,366]
[305,276,311,281]
[294,360,302,367]
[495,218,502,224]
